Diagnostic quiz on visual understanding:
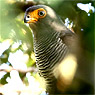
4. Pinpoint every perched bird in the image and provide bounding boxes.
[24,5,78,94]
